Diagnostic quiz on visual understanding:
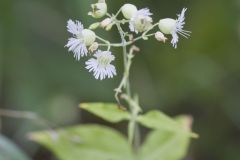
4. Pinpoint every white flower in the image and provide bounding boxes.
[65,20,96,61]
[85,50,116,80]
[129,8,153,33]
[158,8,191,48]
